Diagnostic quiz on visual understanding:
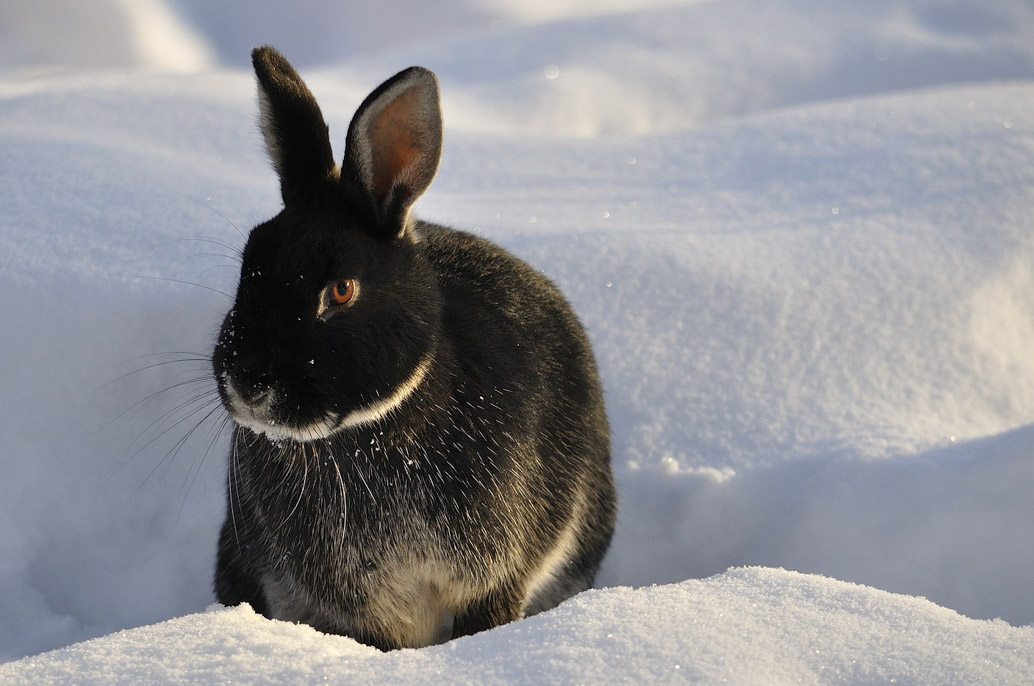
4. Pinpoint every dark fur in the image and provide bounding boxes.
[211,46,616,650]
